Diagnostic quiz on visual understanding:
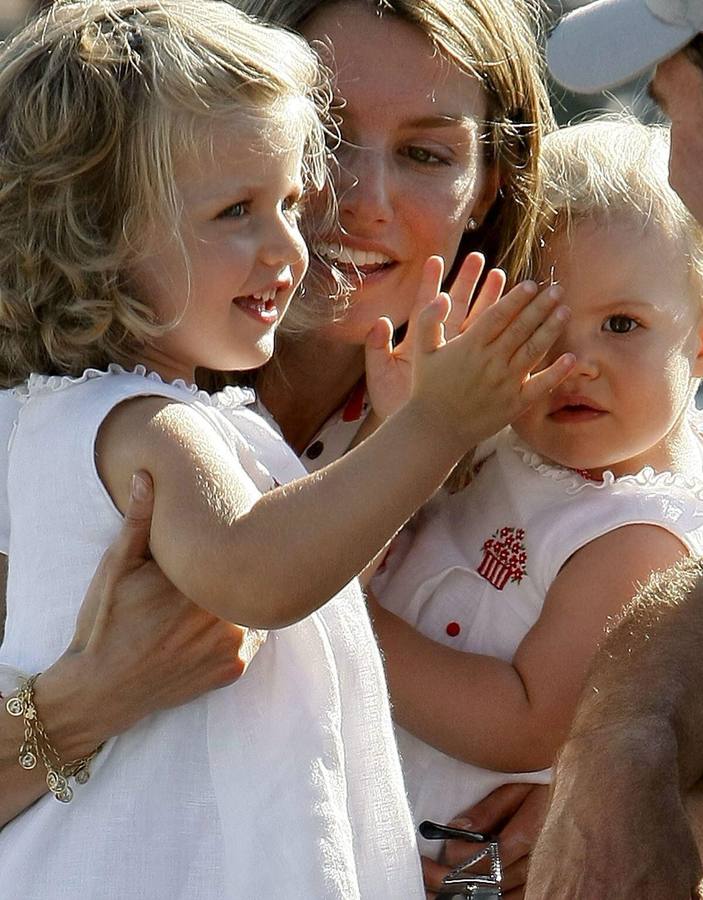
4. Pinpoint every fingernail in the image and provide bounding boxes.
[555,305,571,321]
[522,280,538,294]
[131,473,148,500]
[548,285,564,301]
[448,817,474,829]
